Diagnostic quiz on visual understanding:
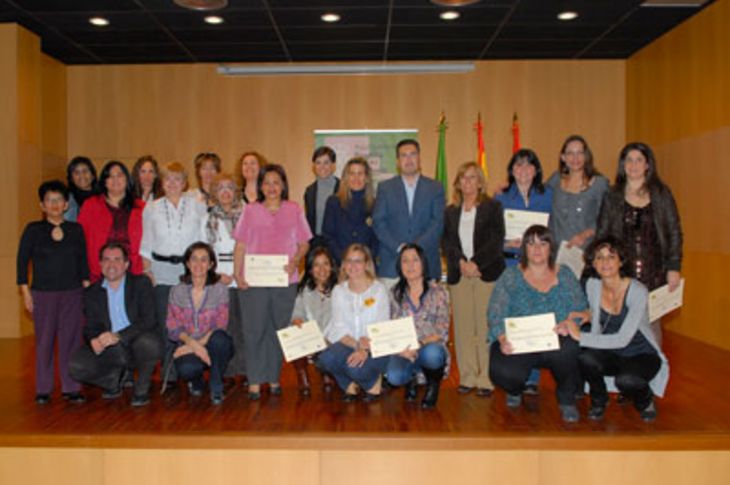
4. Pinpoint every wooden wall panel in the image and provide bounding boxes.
[40,54,67,181]
[626,0,730,349]
[66,60,625,202]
